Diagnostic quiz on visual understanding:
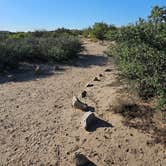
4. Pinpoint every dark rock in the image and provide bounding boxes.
[93,77,100,81]
[99,74,103,77]
[86,83,94,87]
[81,91,87,98]
[74,152,91,166]
[104,68,112,72]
